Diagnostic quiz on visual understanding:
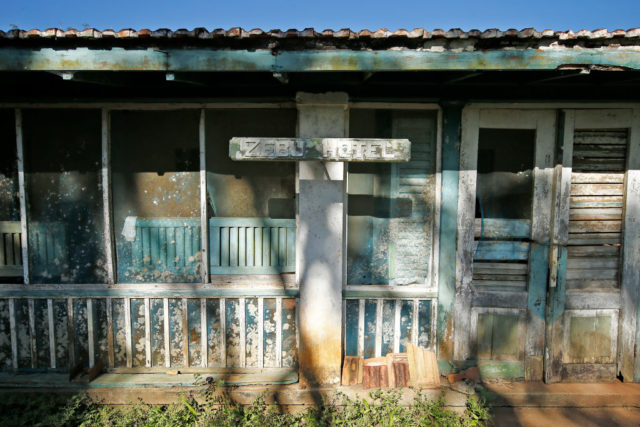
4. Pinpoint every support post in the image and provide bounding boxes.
[296,92,348,385]
[437,102,462,366]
